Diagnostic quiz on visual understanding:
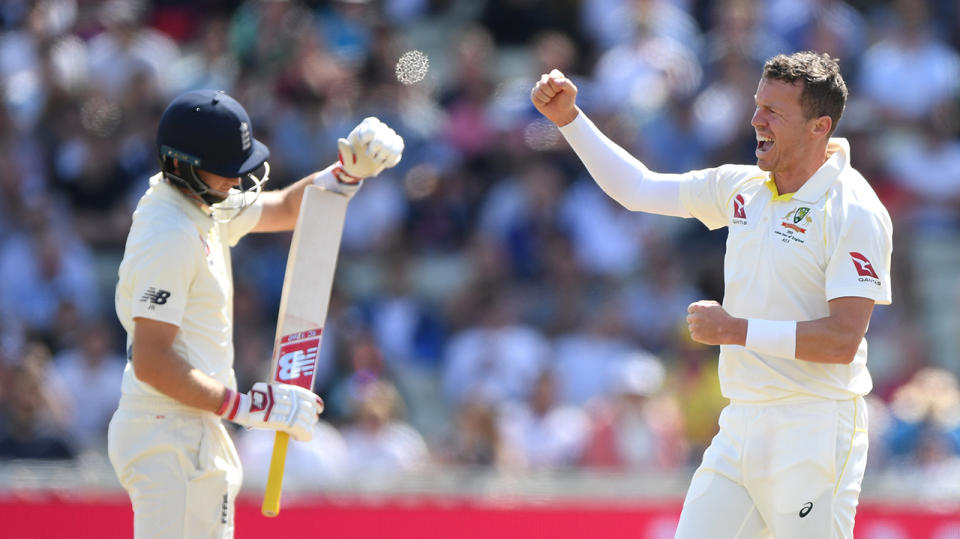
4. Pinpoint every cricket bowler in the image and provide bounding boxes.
[107,89,403,538]
[532,52,892,538]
